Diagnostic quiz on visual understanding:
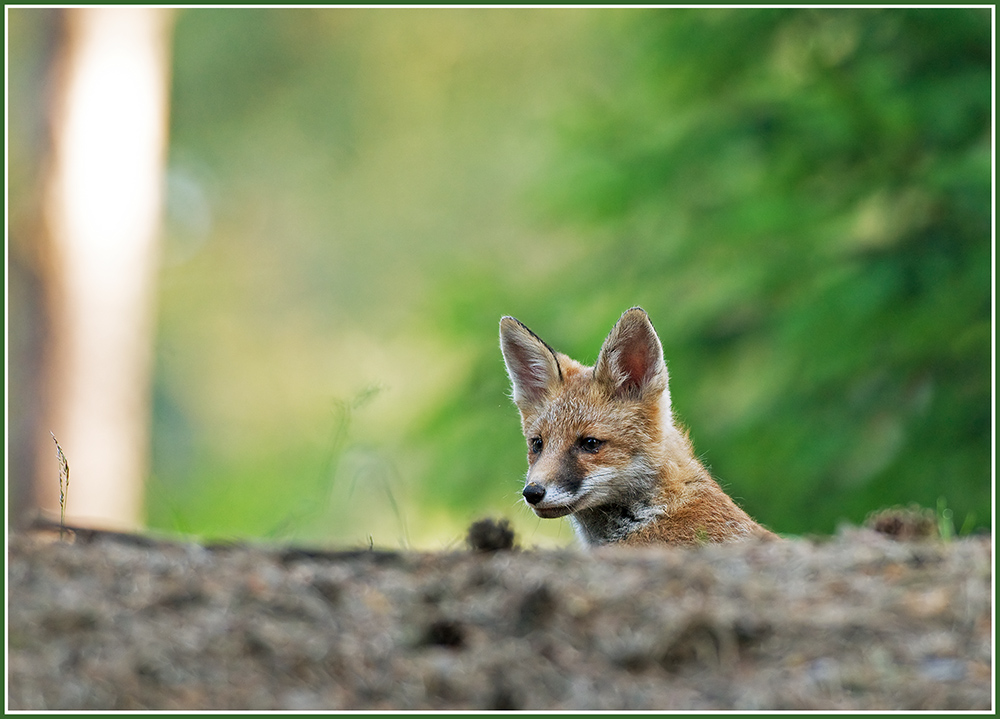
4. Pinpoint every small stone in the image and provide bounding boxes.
[466,518,515,552]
